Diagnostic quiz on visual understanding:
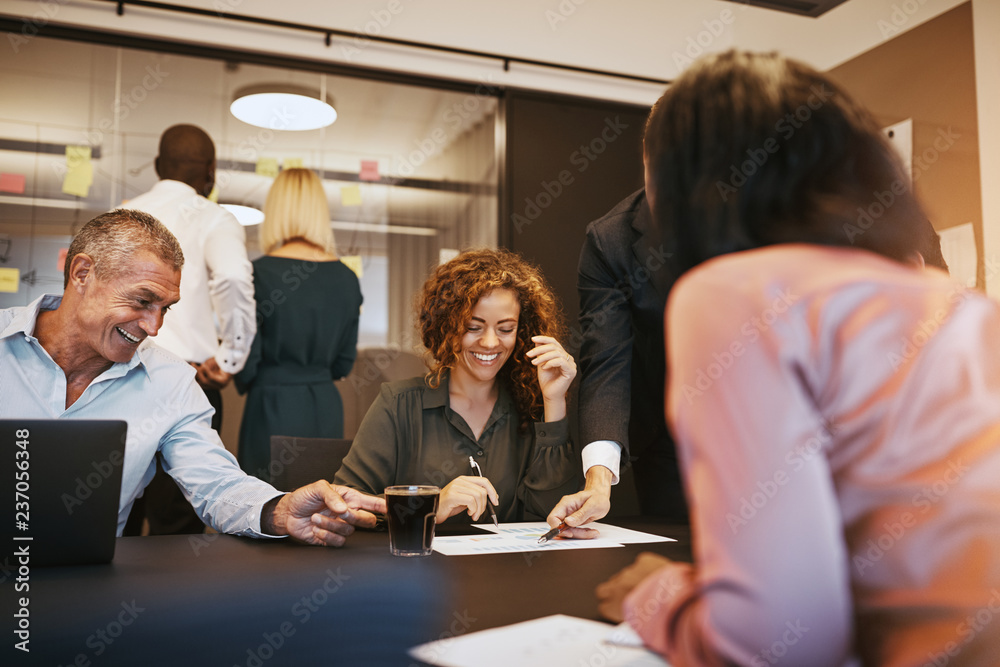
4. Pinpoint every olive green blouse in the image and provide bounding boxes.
[334,373,579,523]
